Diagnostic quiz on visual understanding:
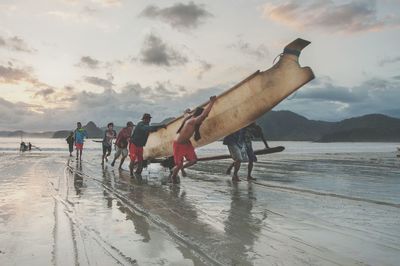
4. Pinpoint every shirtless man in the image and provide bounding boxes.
[170,96,217,183]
